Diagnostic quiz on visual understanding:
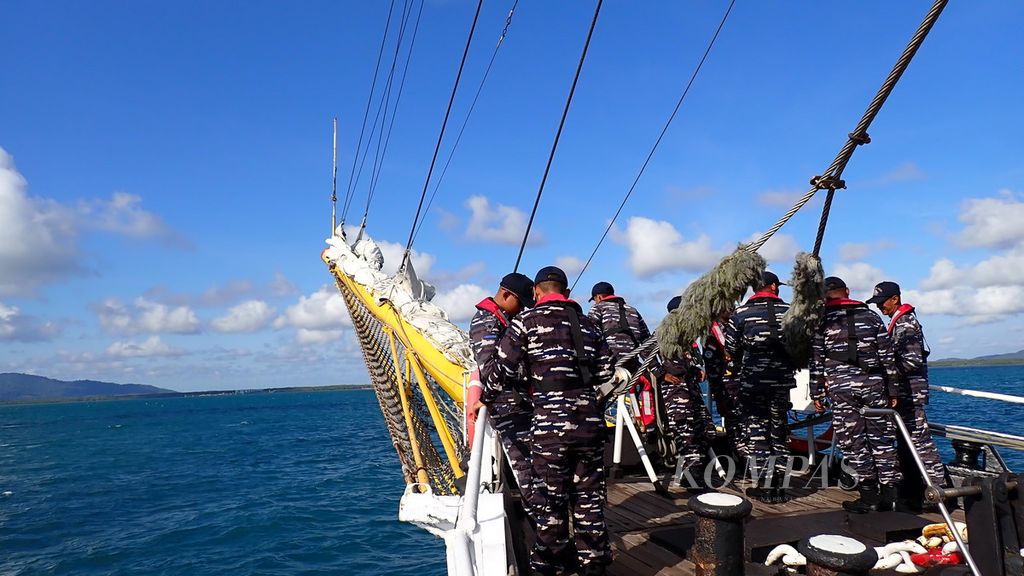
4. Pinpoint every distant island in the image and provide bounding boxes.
[0,373,372,404]
[931,349,1024,368]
